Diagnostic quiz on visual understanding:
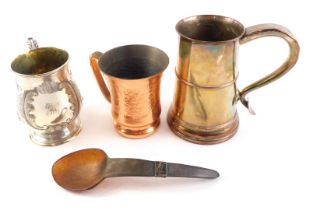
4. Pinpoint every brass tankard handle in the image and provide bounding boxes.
[239,24,300,114]
[90,52,111,103]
